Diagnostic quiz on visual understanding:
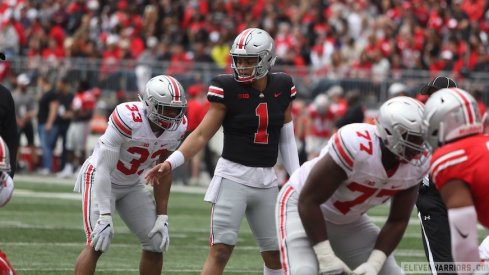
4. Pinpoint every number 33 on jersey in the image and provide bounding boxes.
[95,101,187,185]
